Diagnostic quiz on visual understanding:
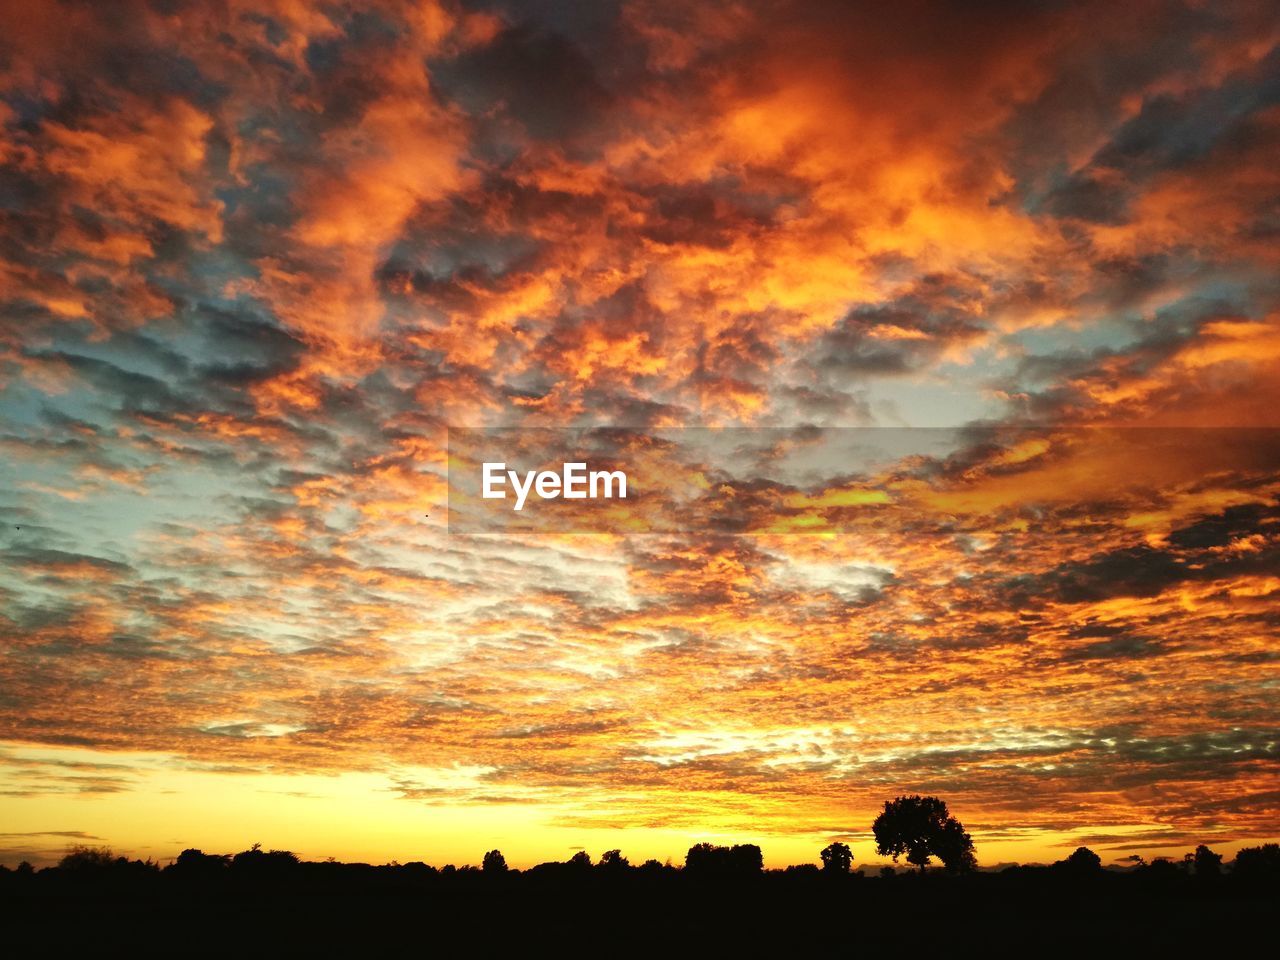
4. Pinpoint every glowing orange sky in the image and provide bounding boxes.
[0,0,1277,869]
